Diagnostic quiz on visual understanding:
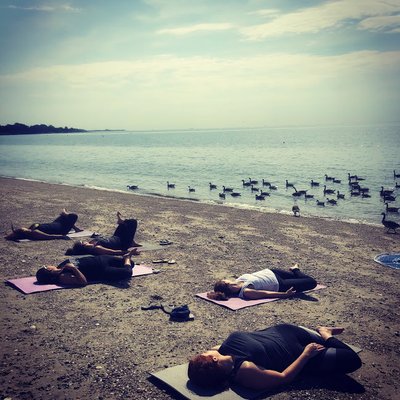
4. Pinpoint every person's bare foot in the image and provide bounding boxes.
[290,263,300,271]
[317,326,345,340]
[117,211,124,224]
